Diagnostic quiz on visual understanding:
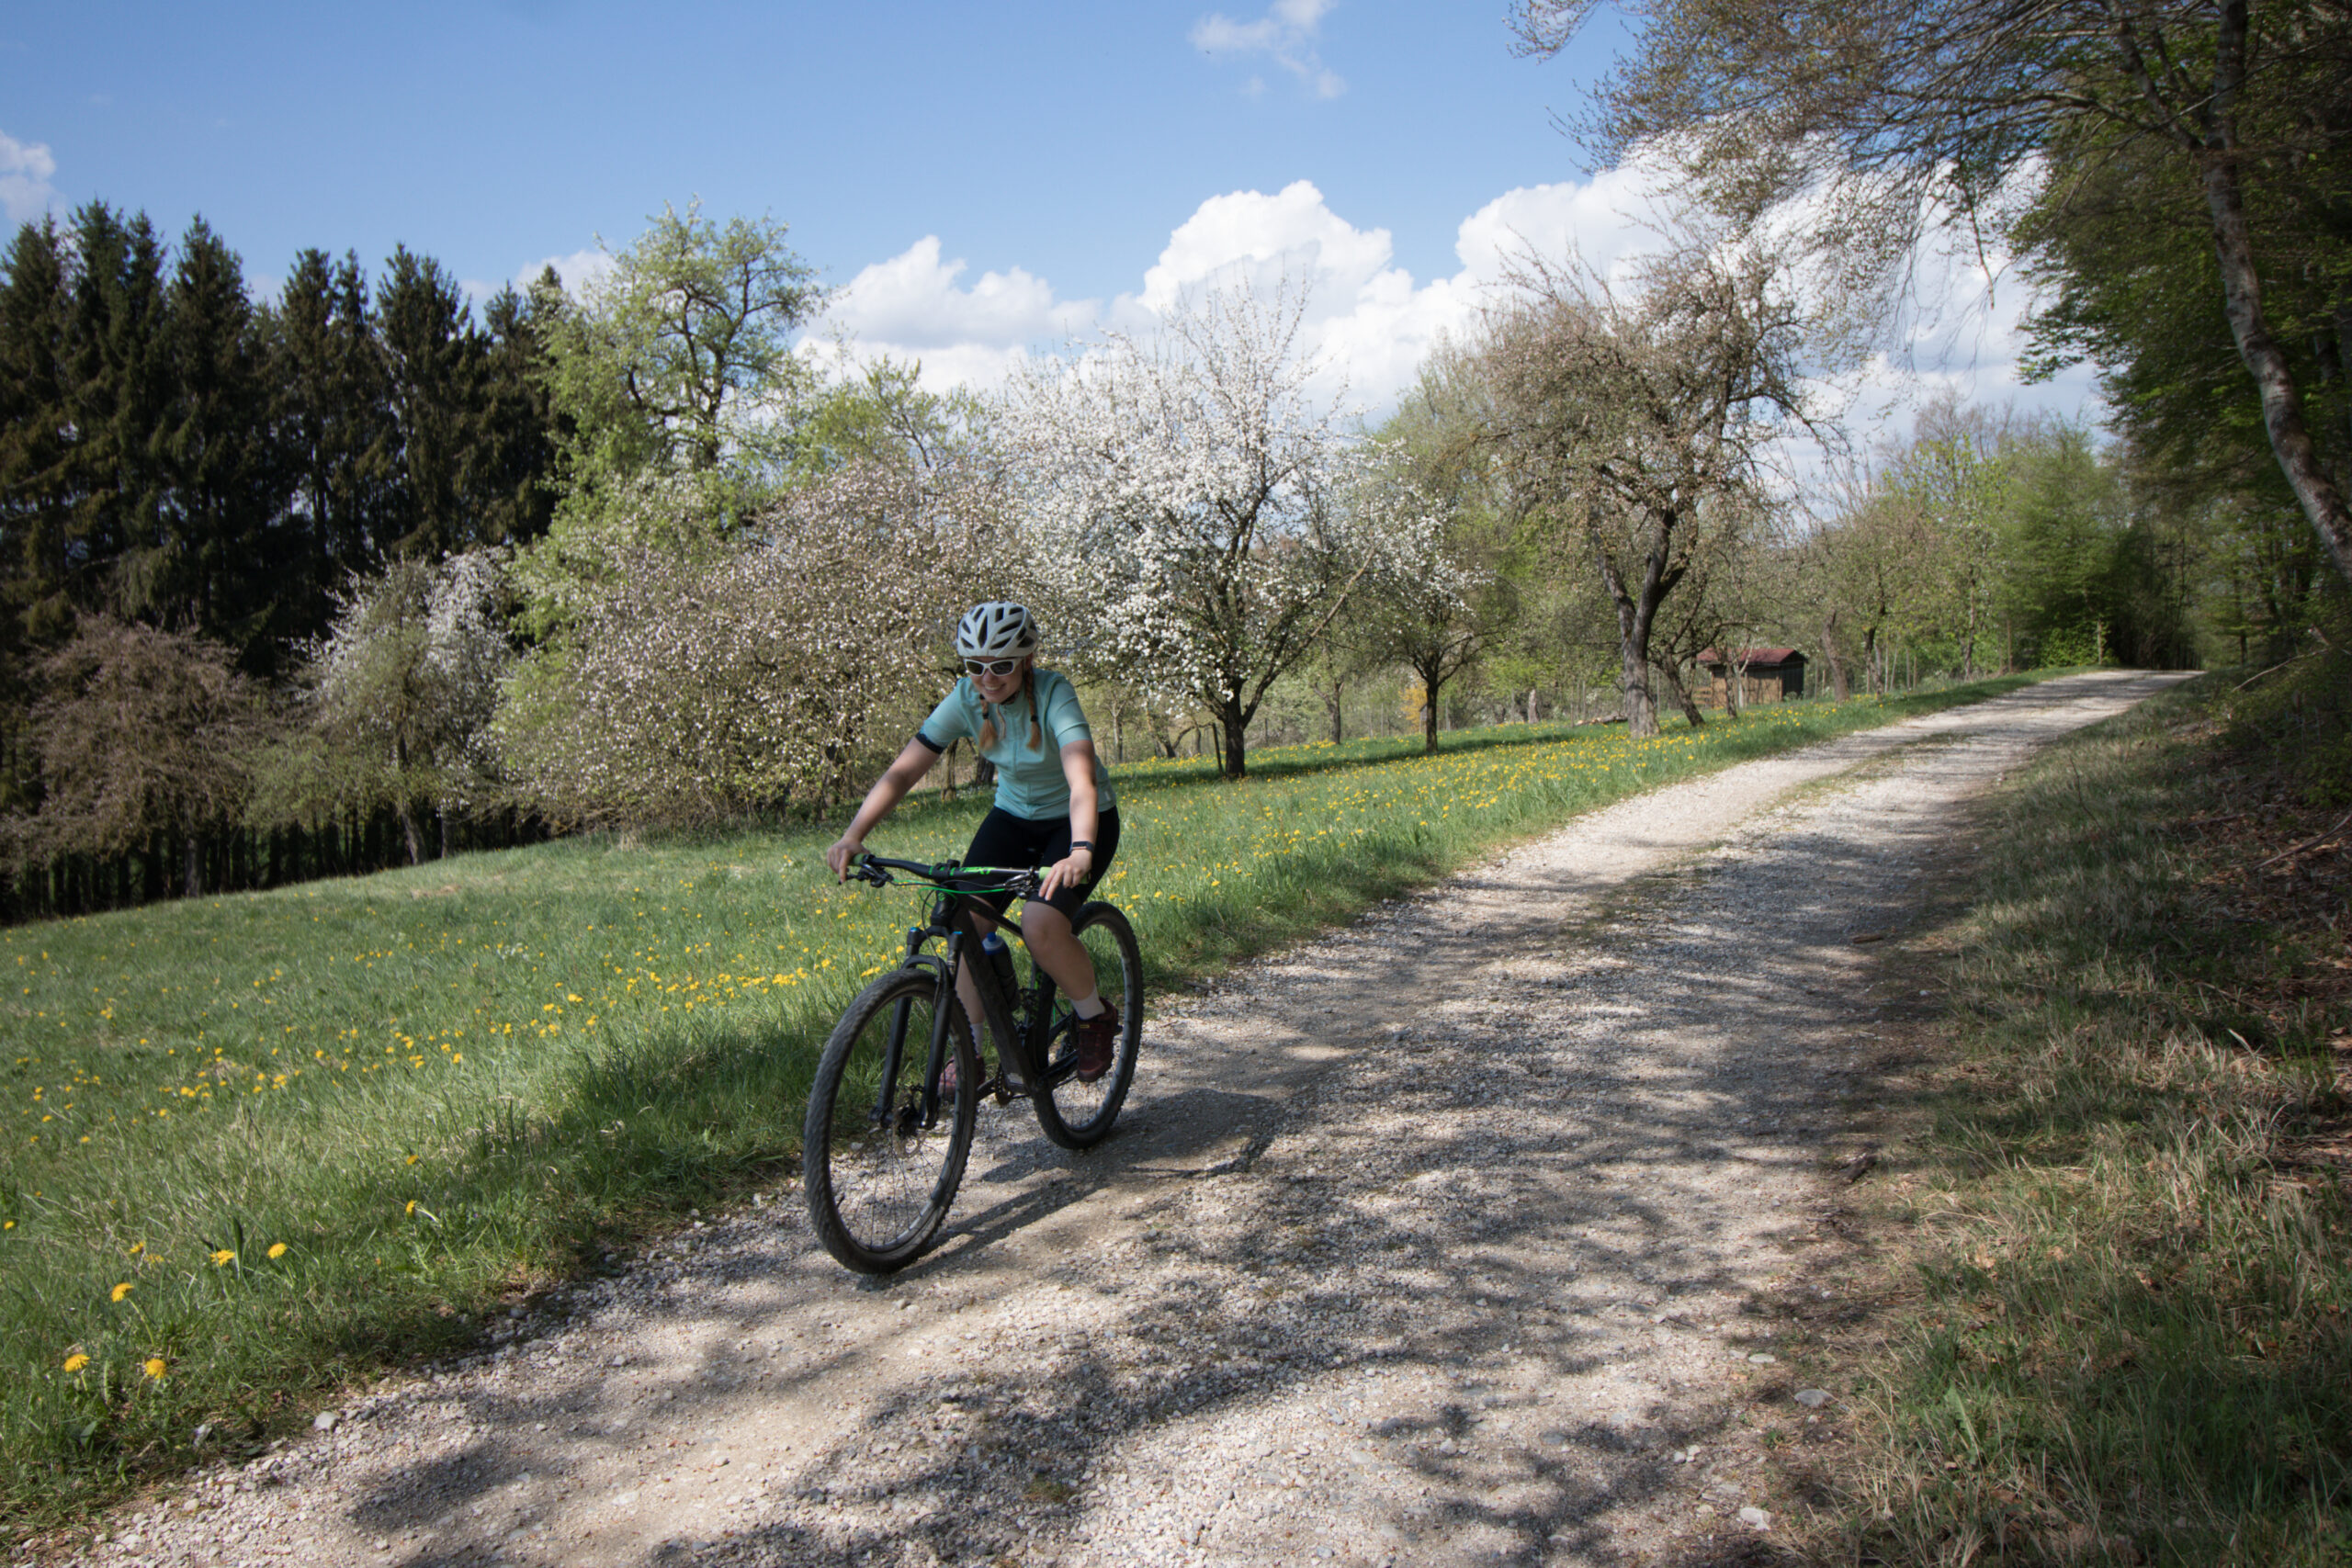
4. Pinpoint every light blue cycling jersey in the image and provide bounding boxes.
[916,668,1117,821]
